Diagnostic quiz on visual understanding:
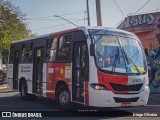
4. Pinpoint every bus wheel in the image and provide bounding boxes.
[56,85,72,111]
[20,80,37,100]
